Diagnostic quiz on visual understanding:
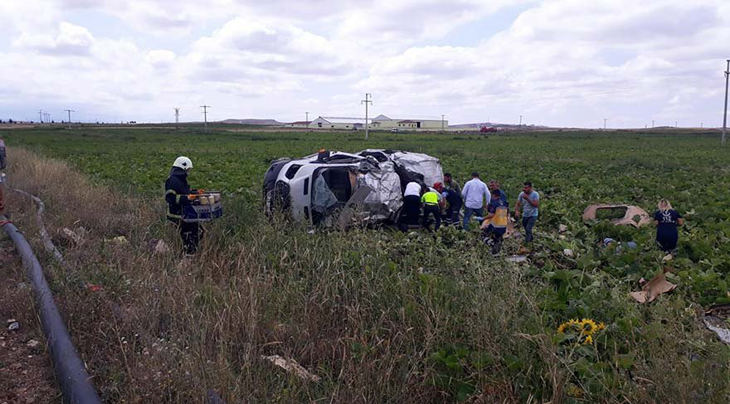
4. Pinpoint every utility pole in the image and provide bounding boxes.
[305,112,309,128]
[38,110,43,123]
[441,114,445,132]
[652,120,655,129]
[200,105,210,132]
[174,107,180,129]
[361,93,372,140]
[603,118,607,130]
[675,121,678,128]
[722,59,730,145]
[519,115,523,128]
[64,109,74,129]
